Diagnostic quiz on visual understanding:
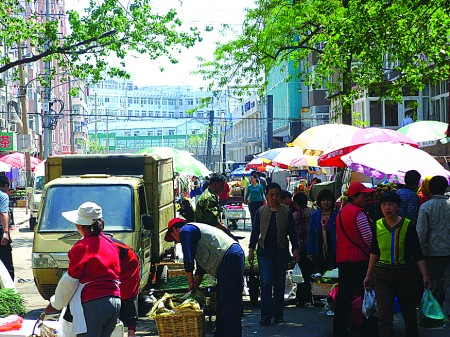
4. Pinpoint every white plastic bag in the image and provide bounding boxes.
[362,289,378,318]
[291,263,304,284]
[284,270,297,302]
